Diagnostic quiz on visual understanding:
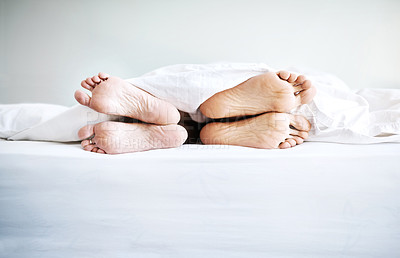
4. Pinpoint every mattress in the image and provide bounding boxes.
[0,139,399,257]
